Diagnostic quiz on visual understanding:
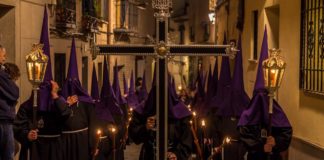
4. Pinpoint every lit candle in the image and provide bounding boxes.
[111,127,116,160]
[270,69,276,87]
[192,111,197,132]
[201,120,205,127]
[94,129,102,157]
[178,85,182,91]
[35,63,41,80]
